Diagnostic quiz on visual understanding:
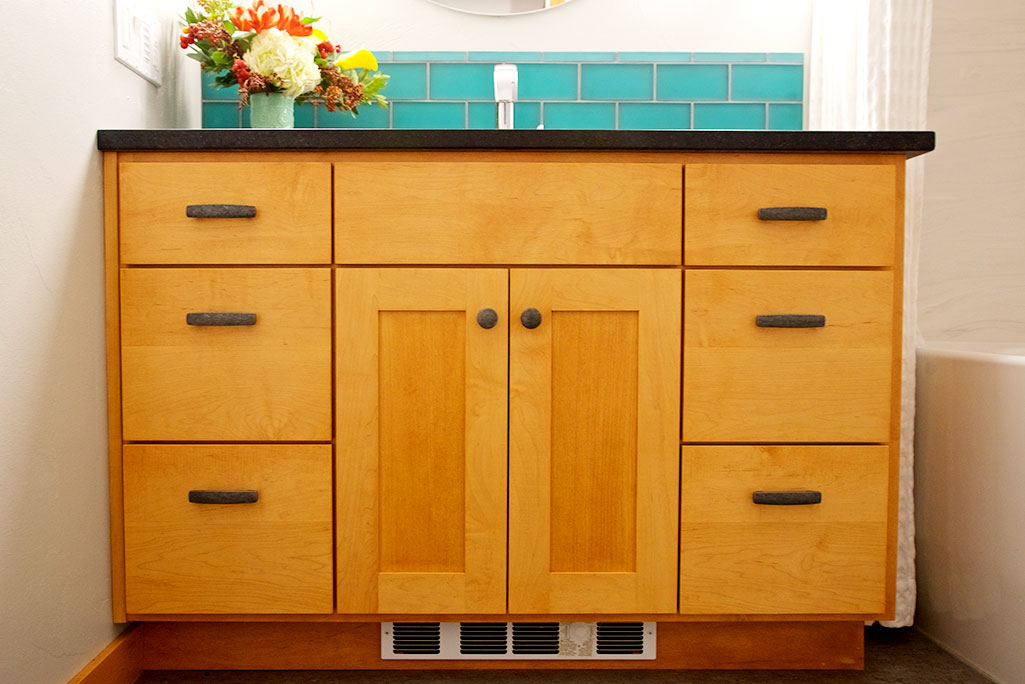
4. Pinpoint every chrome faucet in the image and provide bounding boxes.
[494,64,518,129]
